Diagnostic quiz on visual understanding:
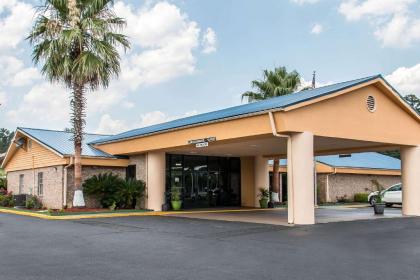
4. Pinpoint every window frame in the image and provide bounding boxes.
[37,172,44,196]
[18,174,24,194]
